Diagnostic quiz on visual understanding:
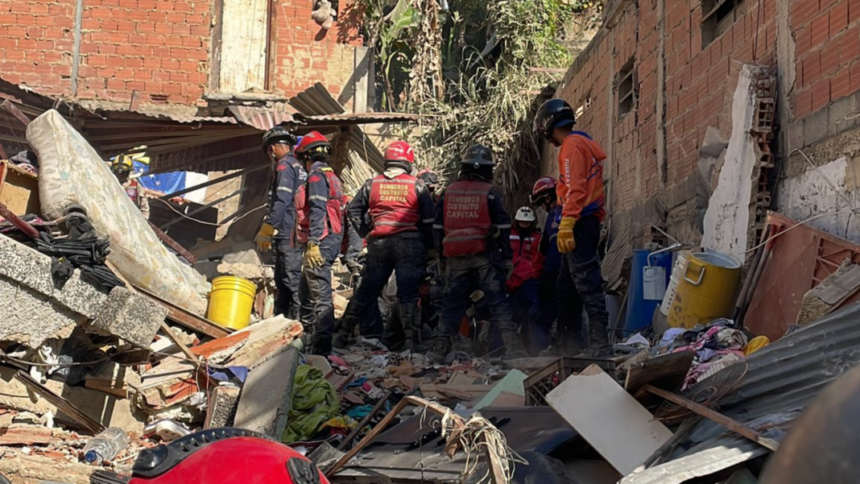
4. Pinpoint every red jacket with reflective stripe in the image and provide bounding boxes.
[506,227,537,291]
[368,173,420,237]
[442,180,493,257]
[294,167,344,244]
